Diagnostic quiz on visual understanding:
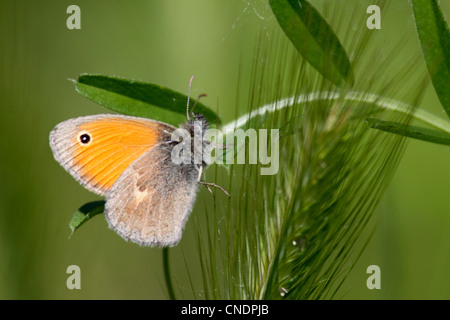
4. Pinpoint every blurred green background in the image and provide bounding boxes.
[0,0,449,299]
